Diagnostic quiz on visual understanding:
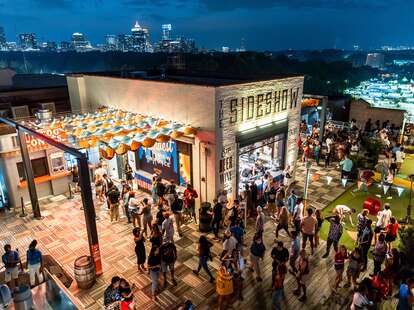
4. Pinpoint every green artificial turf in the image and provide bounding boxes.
[399,154,414,177]
[318,182,412,250]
